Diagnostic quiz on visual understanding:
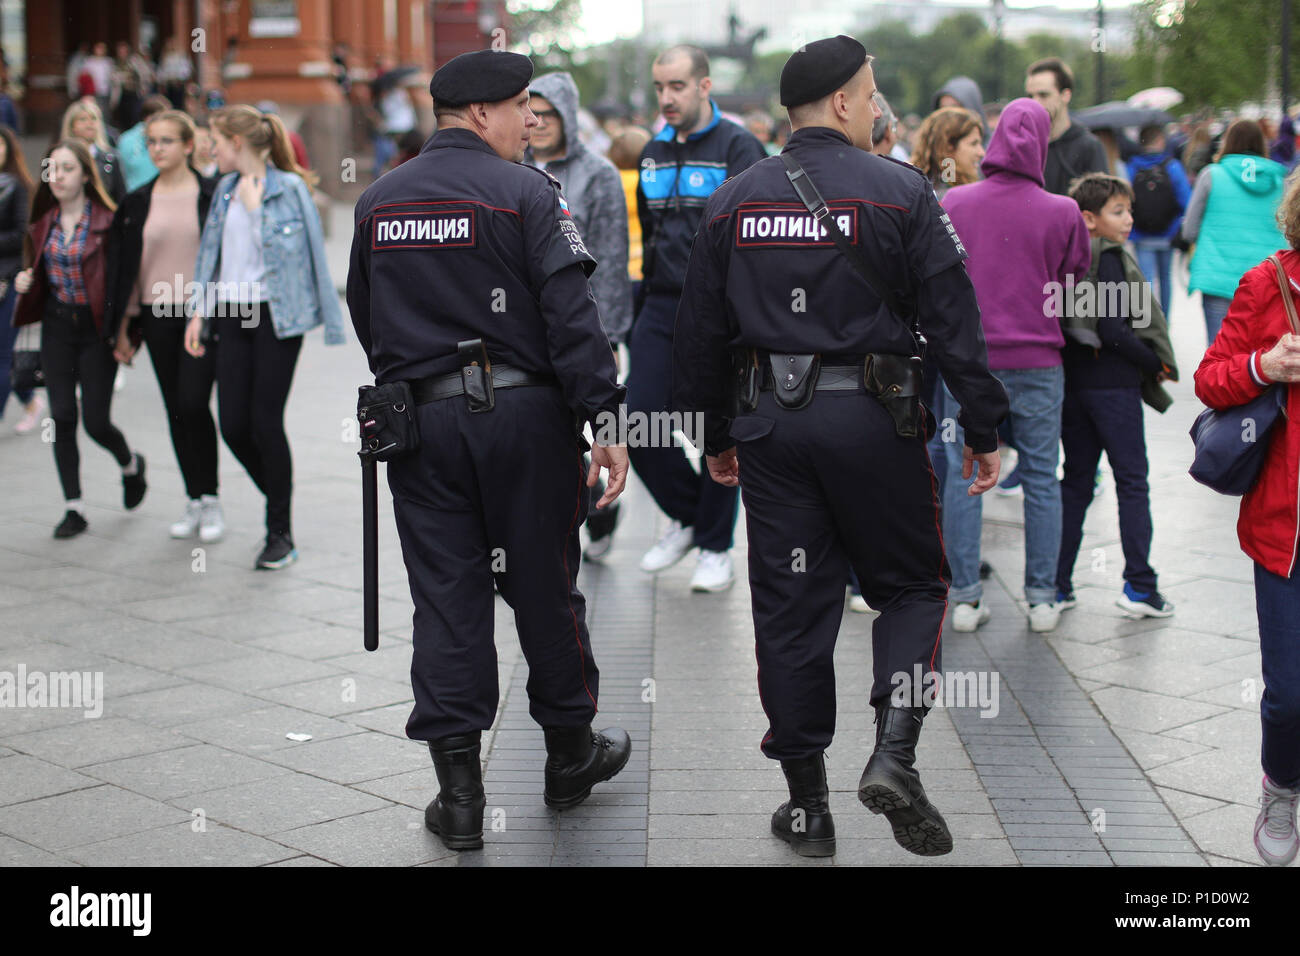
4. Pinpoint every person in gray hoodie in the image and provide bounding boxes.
[526,72,632,347]
[526,71,632,558]
[934,75,988,142]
